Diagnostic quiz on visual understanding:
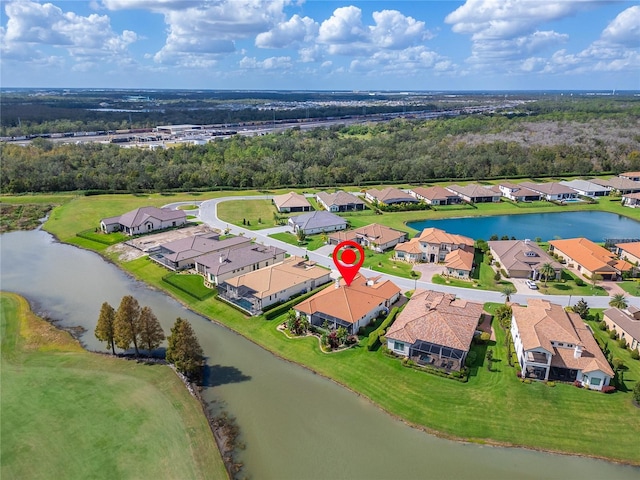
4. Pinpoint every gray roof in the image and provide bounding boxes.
[195,244,286,276]
[604,308,640,342]
[489,240,562,273]
[447,184,500,199]
[289,211,347,231]
[159,234,250,263]
[520,182,577,196]
[113,206,186,229]
[316,191,365,208]
[559,179,610,194]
